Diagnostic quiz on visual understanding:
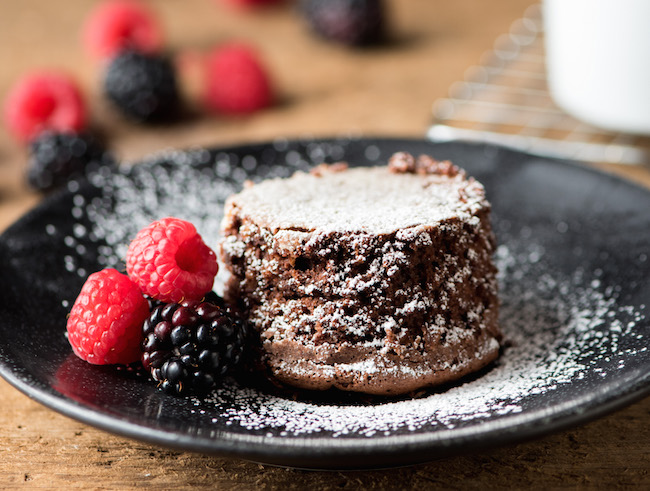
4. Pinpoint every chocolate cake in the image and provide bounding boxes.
[219,152,501,396]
